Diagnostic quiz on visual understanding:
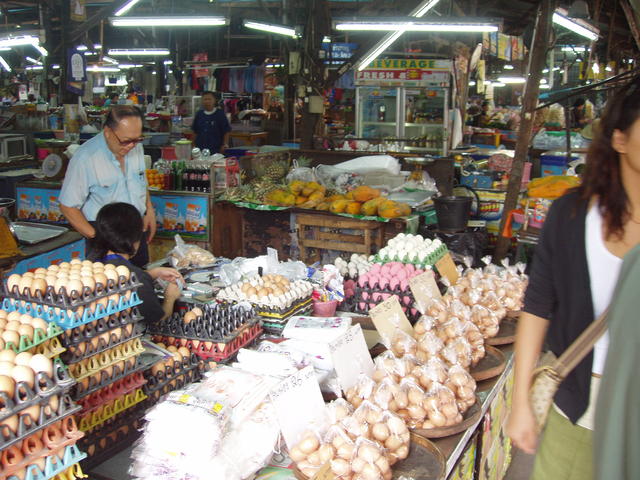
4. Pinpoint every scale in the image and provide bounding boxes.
[39,140,71,180]
[404,156,435,184]
[0,198,21,259]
